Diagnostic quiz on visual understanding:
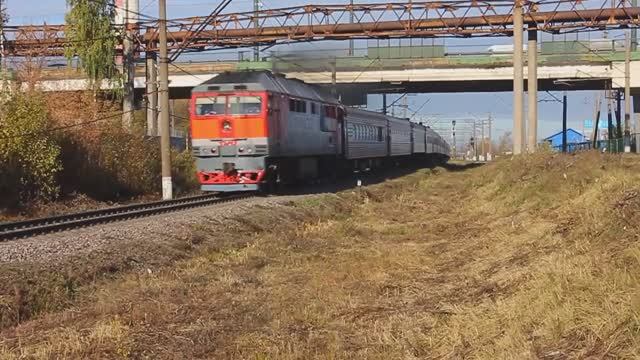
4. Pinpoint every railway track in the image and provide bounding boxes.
[0,193,254,241]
